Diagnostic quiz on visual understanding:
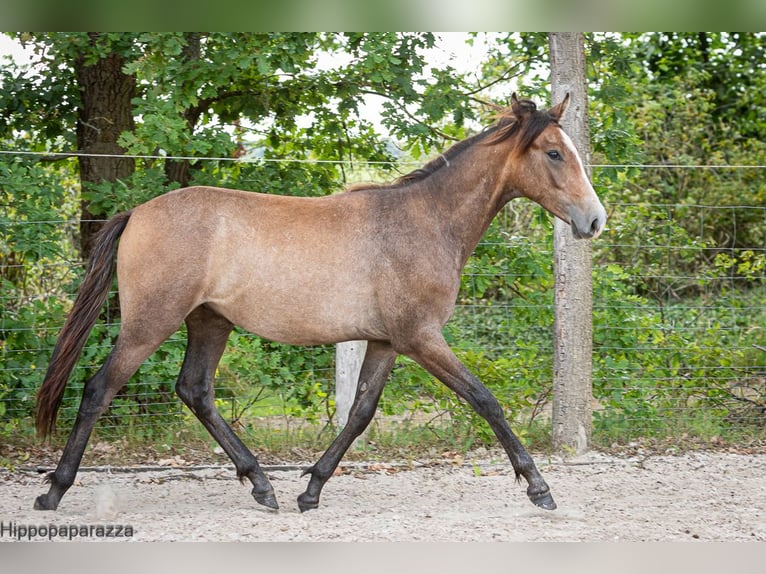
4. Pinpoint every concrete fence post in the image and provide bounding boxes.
[334,340,367,428]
